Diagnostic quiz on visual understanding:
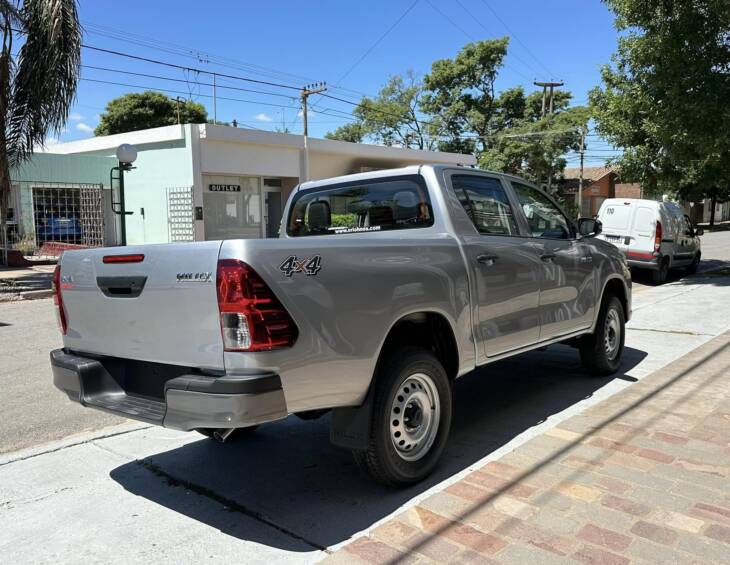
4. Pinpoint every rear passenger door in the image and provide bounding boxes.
[447,172,542,358]
[510,181,596,340]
